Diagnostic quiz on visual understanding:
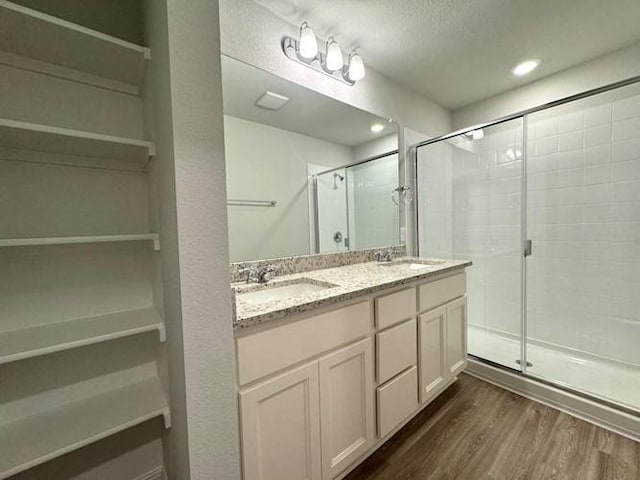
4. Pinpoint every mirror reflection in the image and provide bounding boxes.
[221,55,400,262]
